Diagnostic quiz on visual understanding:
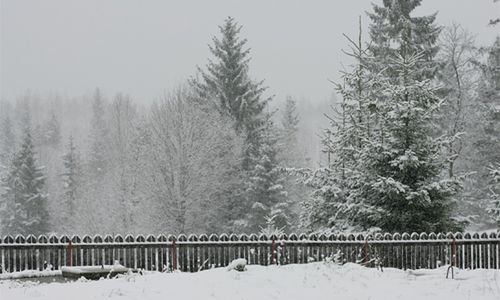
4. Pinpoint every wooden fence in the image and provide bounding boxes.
[0,232,499,274]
